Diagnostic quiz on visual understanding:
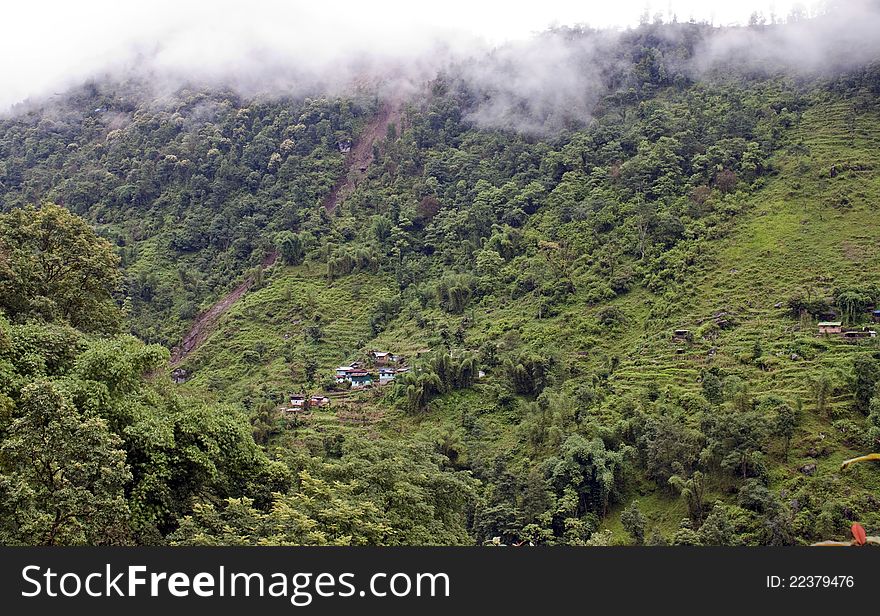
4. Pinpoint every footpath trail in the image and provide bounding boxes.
[170,100,402,366]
